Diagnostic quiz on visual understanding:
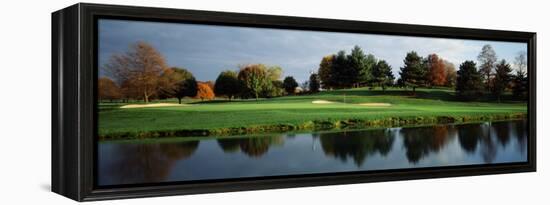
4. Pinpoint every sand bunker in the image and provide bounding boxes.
[312,100,336,104]
[357,103,392,107]
[120,103,189,109]
[312,100,391,107]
